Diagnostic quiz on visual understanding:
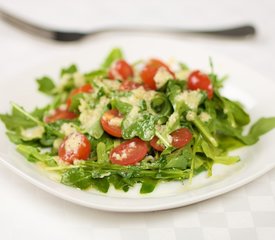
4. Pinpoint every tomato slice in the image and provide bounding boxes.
[187,70,213,99]
[140,58,175,90]
[66,84,93,108]
[58,132,91,164]
[150,128,193,151]
[119,80,150,91]
[108,60,134,80]
[149,136,165,151]
[45,109,78,123]
[170,128,193,148]
[101,109,123,138]
[119,80,142,91]
[110,138,148,165]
